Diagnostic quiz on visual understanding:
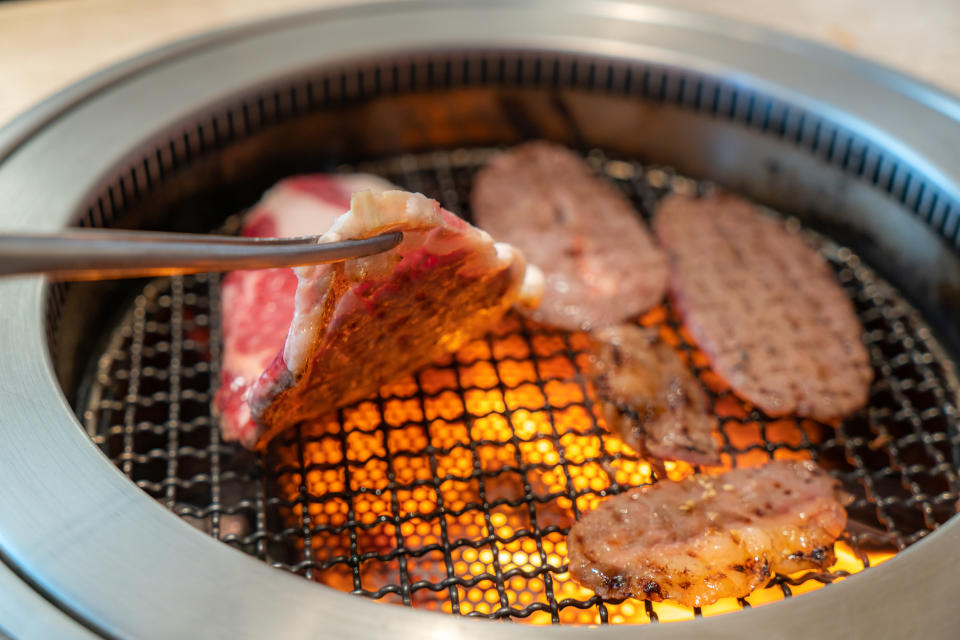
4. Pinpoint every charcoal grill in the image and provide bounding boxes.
[1,1,959,638]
